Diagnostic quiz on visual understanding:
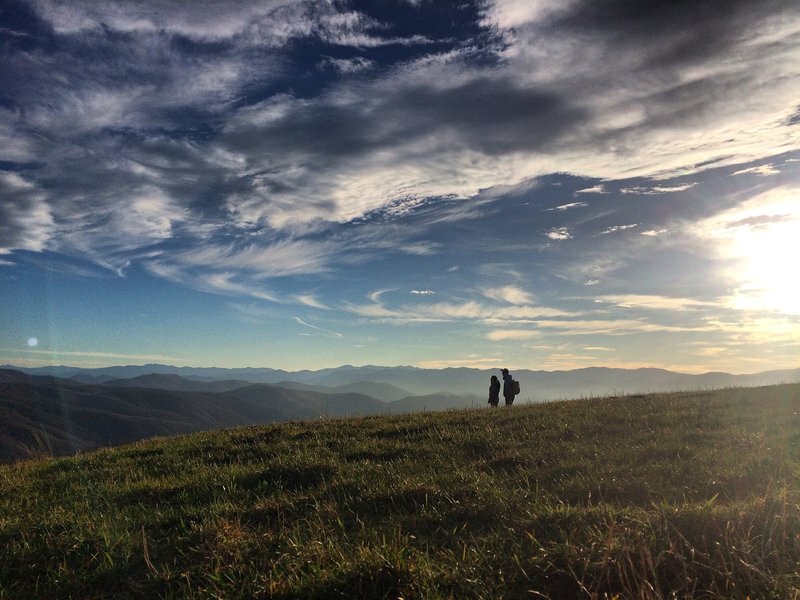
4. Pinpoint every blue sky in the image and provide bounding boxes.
[1,0,800,373]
